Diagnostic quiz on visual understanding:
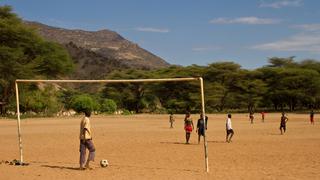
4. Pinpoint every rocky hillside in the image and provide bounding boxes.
[64,42,129,80]
[24,21,170,79]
